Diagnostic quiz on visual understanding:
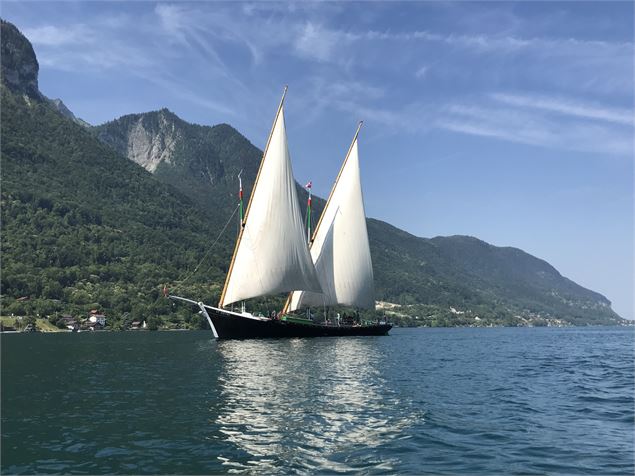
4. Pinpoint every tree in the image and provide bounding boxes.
[24,314,37,328]
[146,316,160,331]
